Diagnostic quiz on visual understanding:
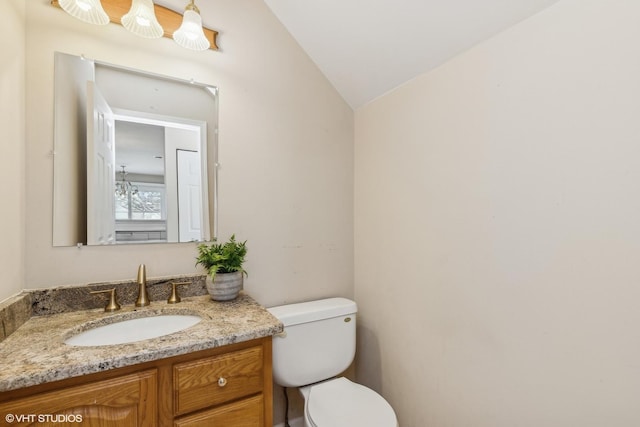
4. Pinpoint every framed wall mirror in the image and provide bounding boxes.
[52,52,218,246]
